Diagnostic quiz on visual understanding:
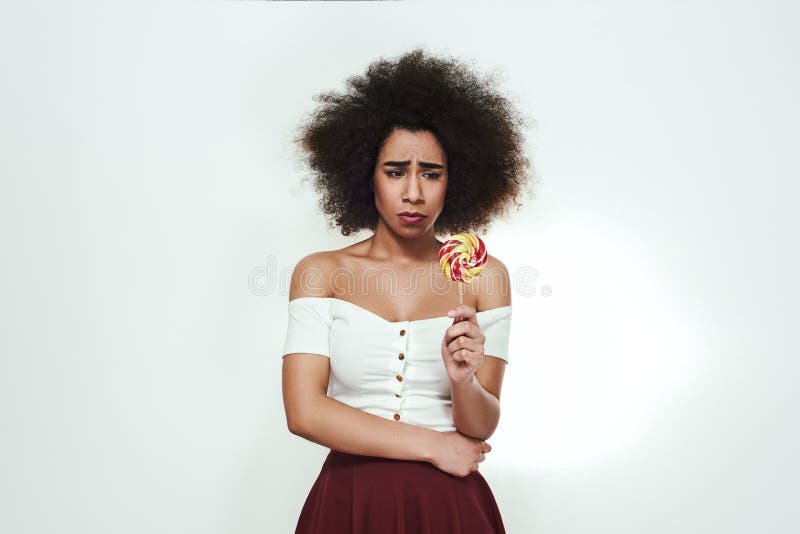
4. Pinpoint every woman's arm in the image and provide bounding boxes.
[448,254,511,440]
[292,400,441,462]
[451,371,502,440]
